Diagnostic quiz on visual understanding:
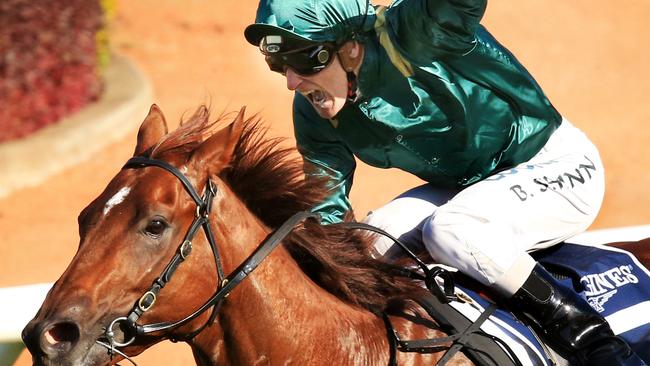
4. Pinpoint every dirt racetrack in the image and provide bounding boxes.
[4,0,649,365]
